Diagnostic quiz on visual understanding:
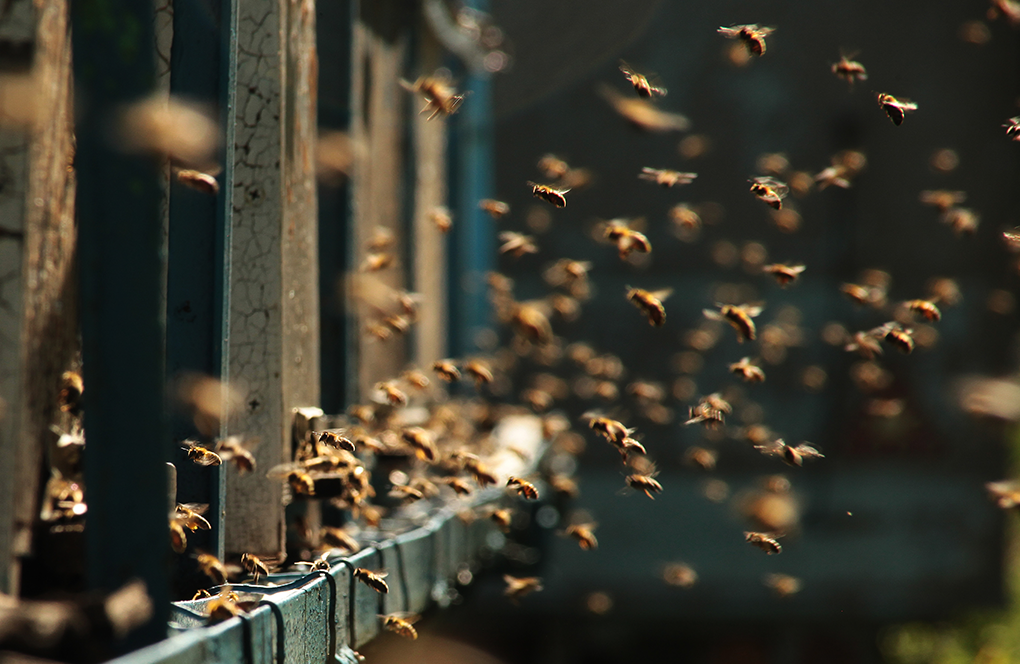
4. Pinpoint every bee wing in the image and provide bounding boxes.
[618,60,637,76]
[702,308,725,322]
[649,288,674,301]
[742,305,764,318]
[796,444,825,459]
[179,502,210,515]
